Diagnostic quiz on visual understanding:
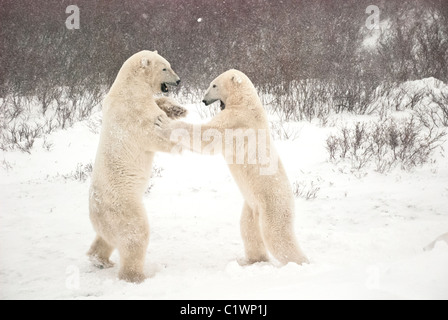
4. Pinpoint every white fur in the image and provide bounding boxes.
[88,50,180,283]
[165,70,308,265]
